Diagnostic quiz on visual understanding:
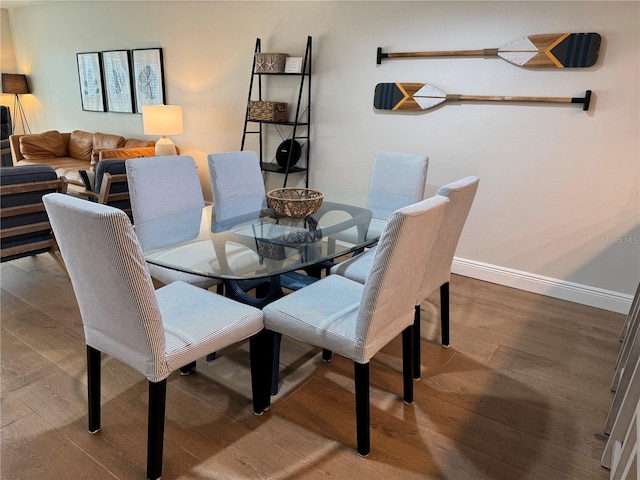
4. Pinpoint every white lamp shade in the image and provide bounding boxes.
[142,105,183,136]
